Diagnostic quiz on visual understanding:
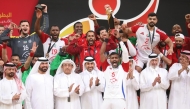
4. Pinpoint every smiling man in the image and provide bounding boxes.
[122,12,173,72]
[35,9,65,63]
[66,30,117,73]
[25,57,54,109]
[0,4,49,63]
[80,56,105,109]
